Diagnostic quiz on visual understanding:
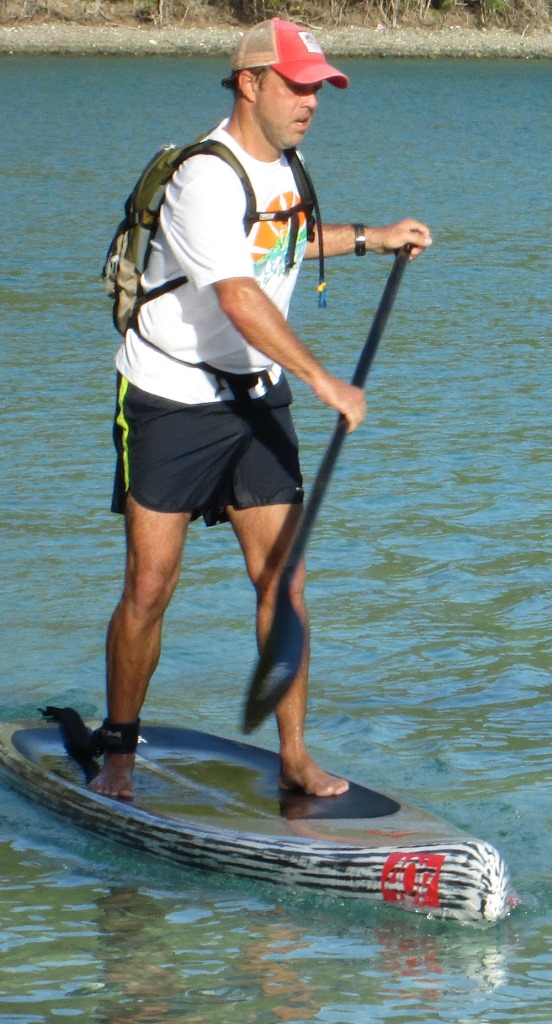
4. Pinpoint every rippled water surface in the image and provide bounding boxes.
[1,55,550,1023]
